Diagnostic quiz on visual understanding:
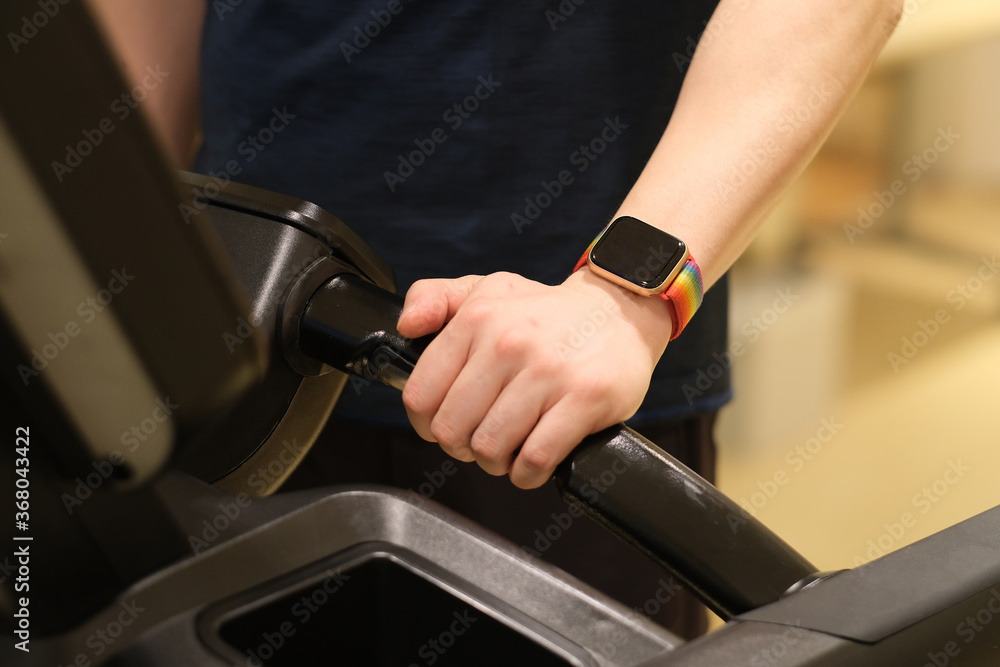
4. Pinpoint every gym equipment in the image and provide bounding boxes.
[1,0,998,664]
